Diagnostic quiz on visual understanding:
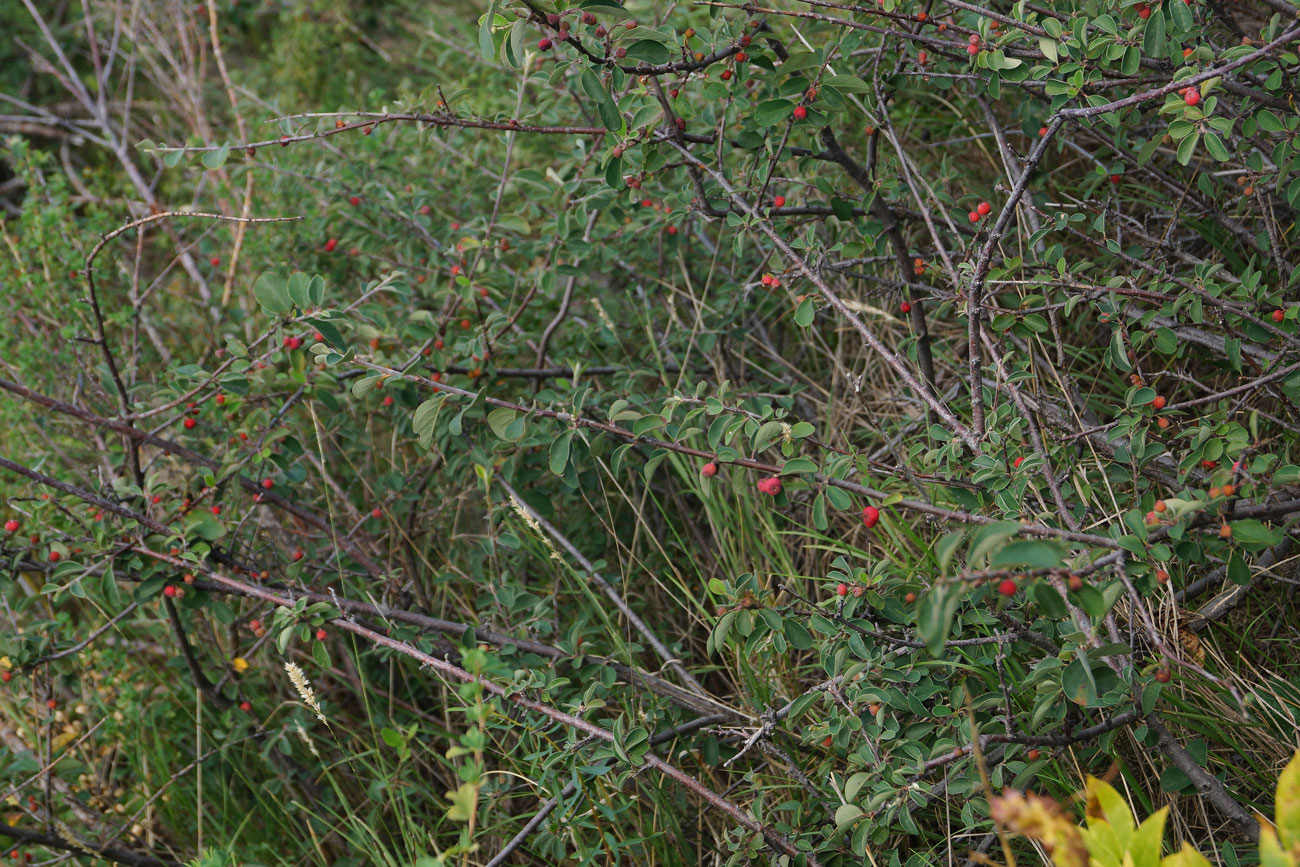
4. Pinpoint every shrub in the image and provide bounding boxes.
[1,0,1299,865]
